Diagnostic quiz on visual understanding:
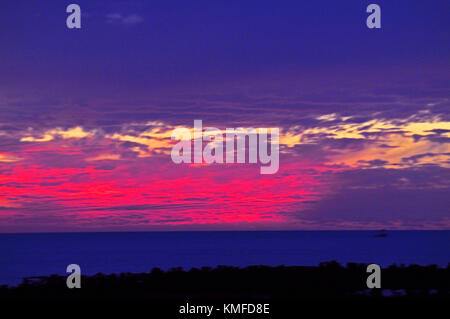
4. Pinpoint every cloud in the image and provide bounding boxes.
[278,114,450,169]
[20,126,94,142]
[0,153,22,163]
[11,113,450,171]
[106,13,144,25]
[1,71,449,231]
[86,154,121,162]
[20,134,53,142]
[297,166,450,229]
